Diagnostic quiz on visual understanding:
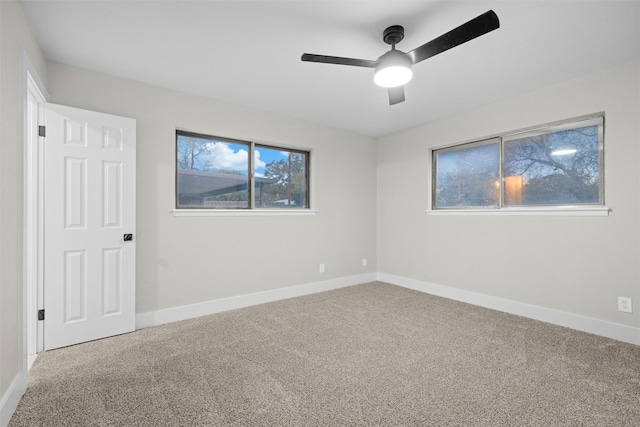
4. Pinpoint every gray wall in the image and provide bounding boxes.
[47,62,378,315]
[0,0,47,409]
[2,1,639,417]
[377,60,640,328]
